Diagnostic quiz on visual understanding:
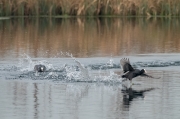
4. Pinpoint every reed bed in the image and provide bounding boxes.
[0,0,180,17]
